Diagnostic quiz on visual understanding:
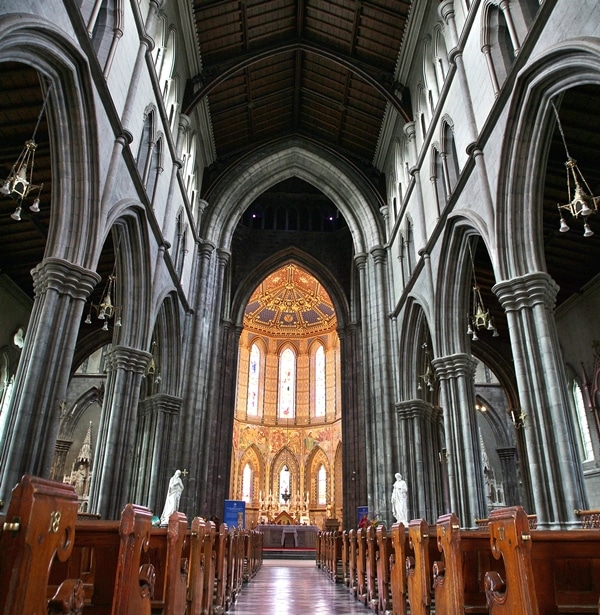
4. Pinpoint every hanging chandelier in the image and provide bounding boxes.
[84,266,122,331]
[1,84,52,221]
[466,240,498,340]
[552,99,600,237]
[417,341,435,392]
